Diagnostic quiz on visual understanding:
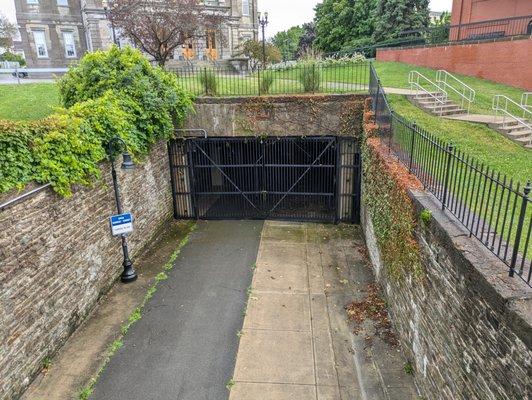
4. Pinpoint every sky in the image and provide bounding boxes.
[0,0,453,37]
